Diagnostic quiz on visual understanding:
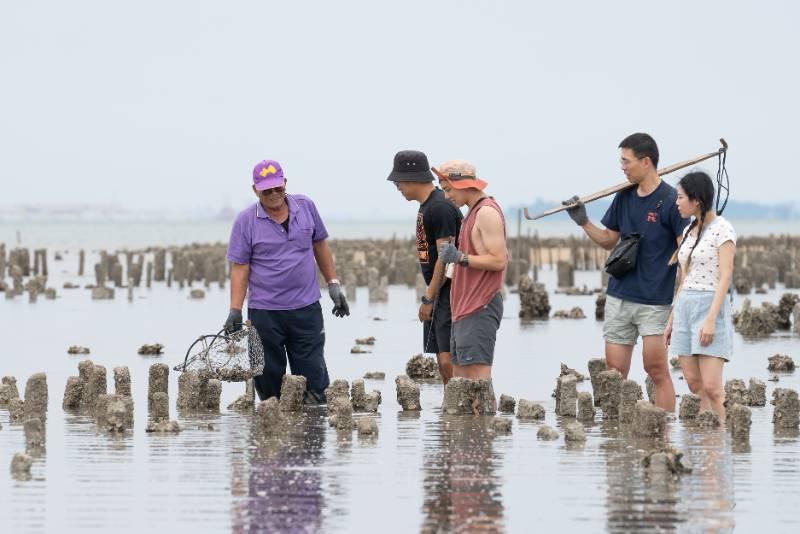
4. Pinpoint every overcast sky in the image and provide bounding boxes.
[1,0,797,220]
